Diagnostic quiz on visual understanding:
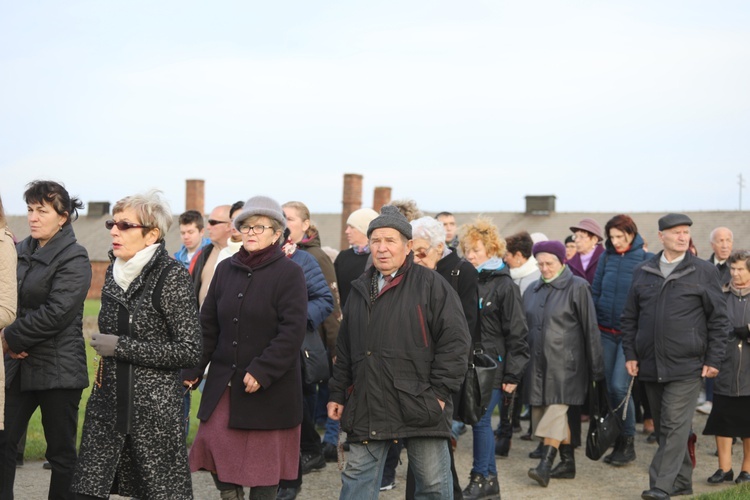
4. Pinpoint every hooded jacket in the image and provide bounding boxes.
[523,266,604,405]
[621,251,730,383]
[329,253,471,442]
